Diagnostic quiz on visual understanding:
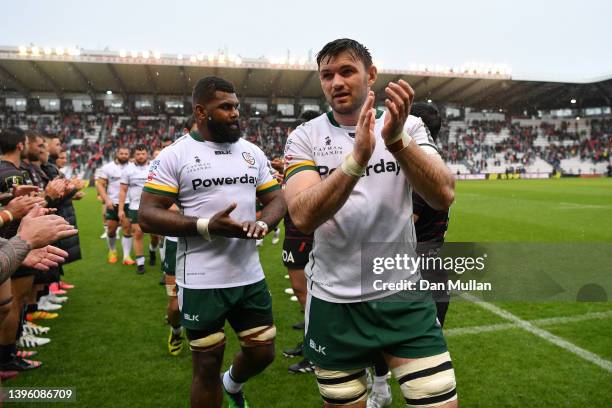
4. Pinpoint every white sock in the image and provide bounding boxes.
[149,243,158,252]
[107,236,117,251]
[104,224,108,233]
[121,236,133,259]
[372,375,390,396]
[136,256,145,266]
[223,366,244,393]
[273,228,280,238]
